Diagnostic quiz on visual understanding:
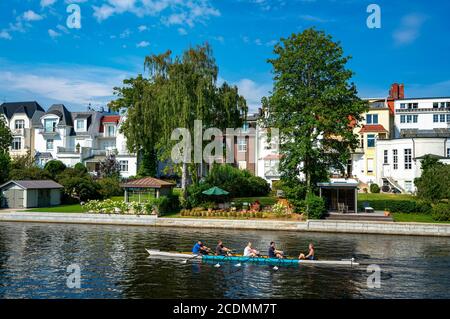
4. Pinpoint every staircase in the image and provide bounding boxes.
[382,176,405,193]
